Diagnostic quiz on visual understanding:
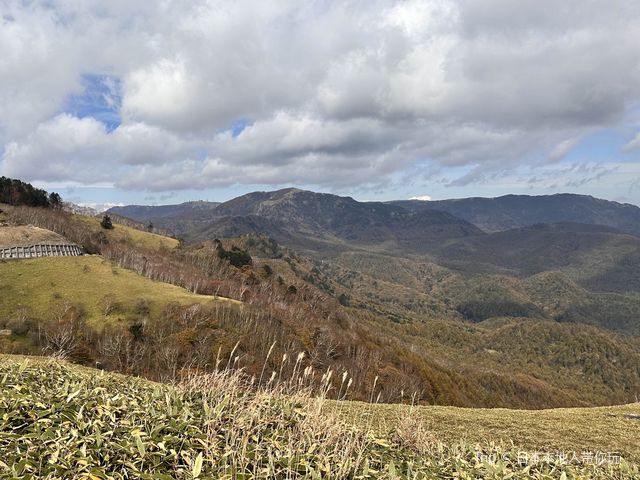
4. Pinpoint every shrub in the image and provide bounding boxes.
[456,299,542,322]
[338,293,351,307]
[101,294,121,316]
[5,309,35,336]
[128,321,145,341]
[134,298,150,316]
[100,214,113,229]
[216,242,253,268]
